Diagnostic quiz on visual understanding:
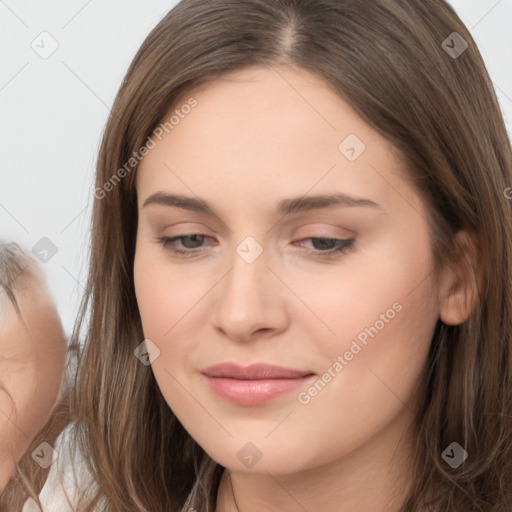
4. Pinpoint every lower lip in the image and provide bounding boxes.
[202,375,315,405]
